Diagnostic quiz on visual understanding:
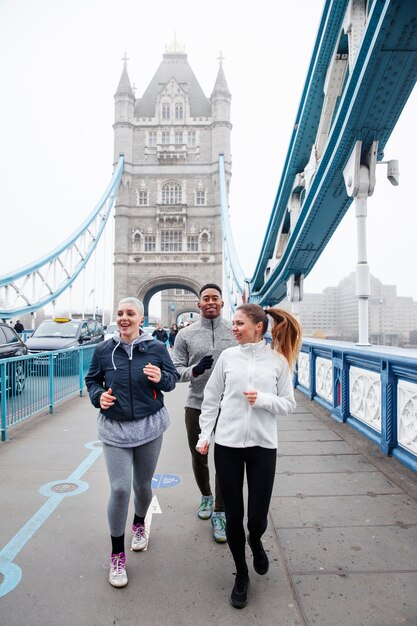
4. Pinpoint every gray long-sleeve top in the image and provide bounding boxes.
[172,316,236,409]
